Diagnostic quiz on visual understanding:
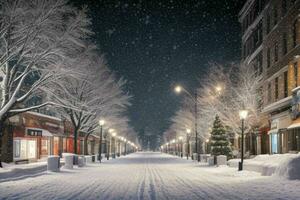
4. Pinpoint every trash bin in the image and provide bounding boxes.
[64,155,73,169]
[85,156,93,164]
[47,156,60,172]
[78,156,86,167]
